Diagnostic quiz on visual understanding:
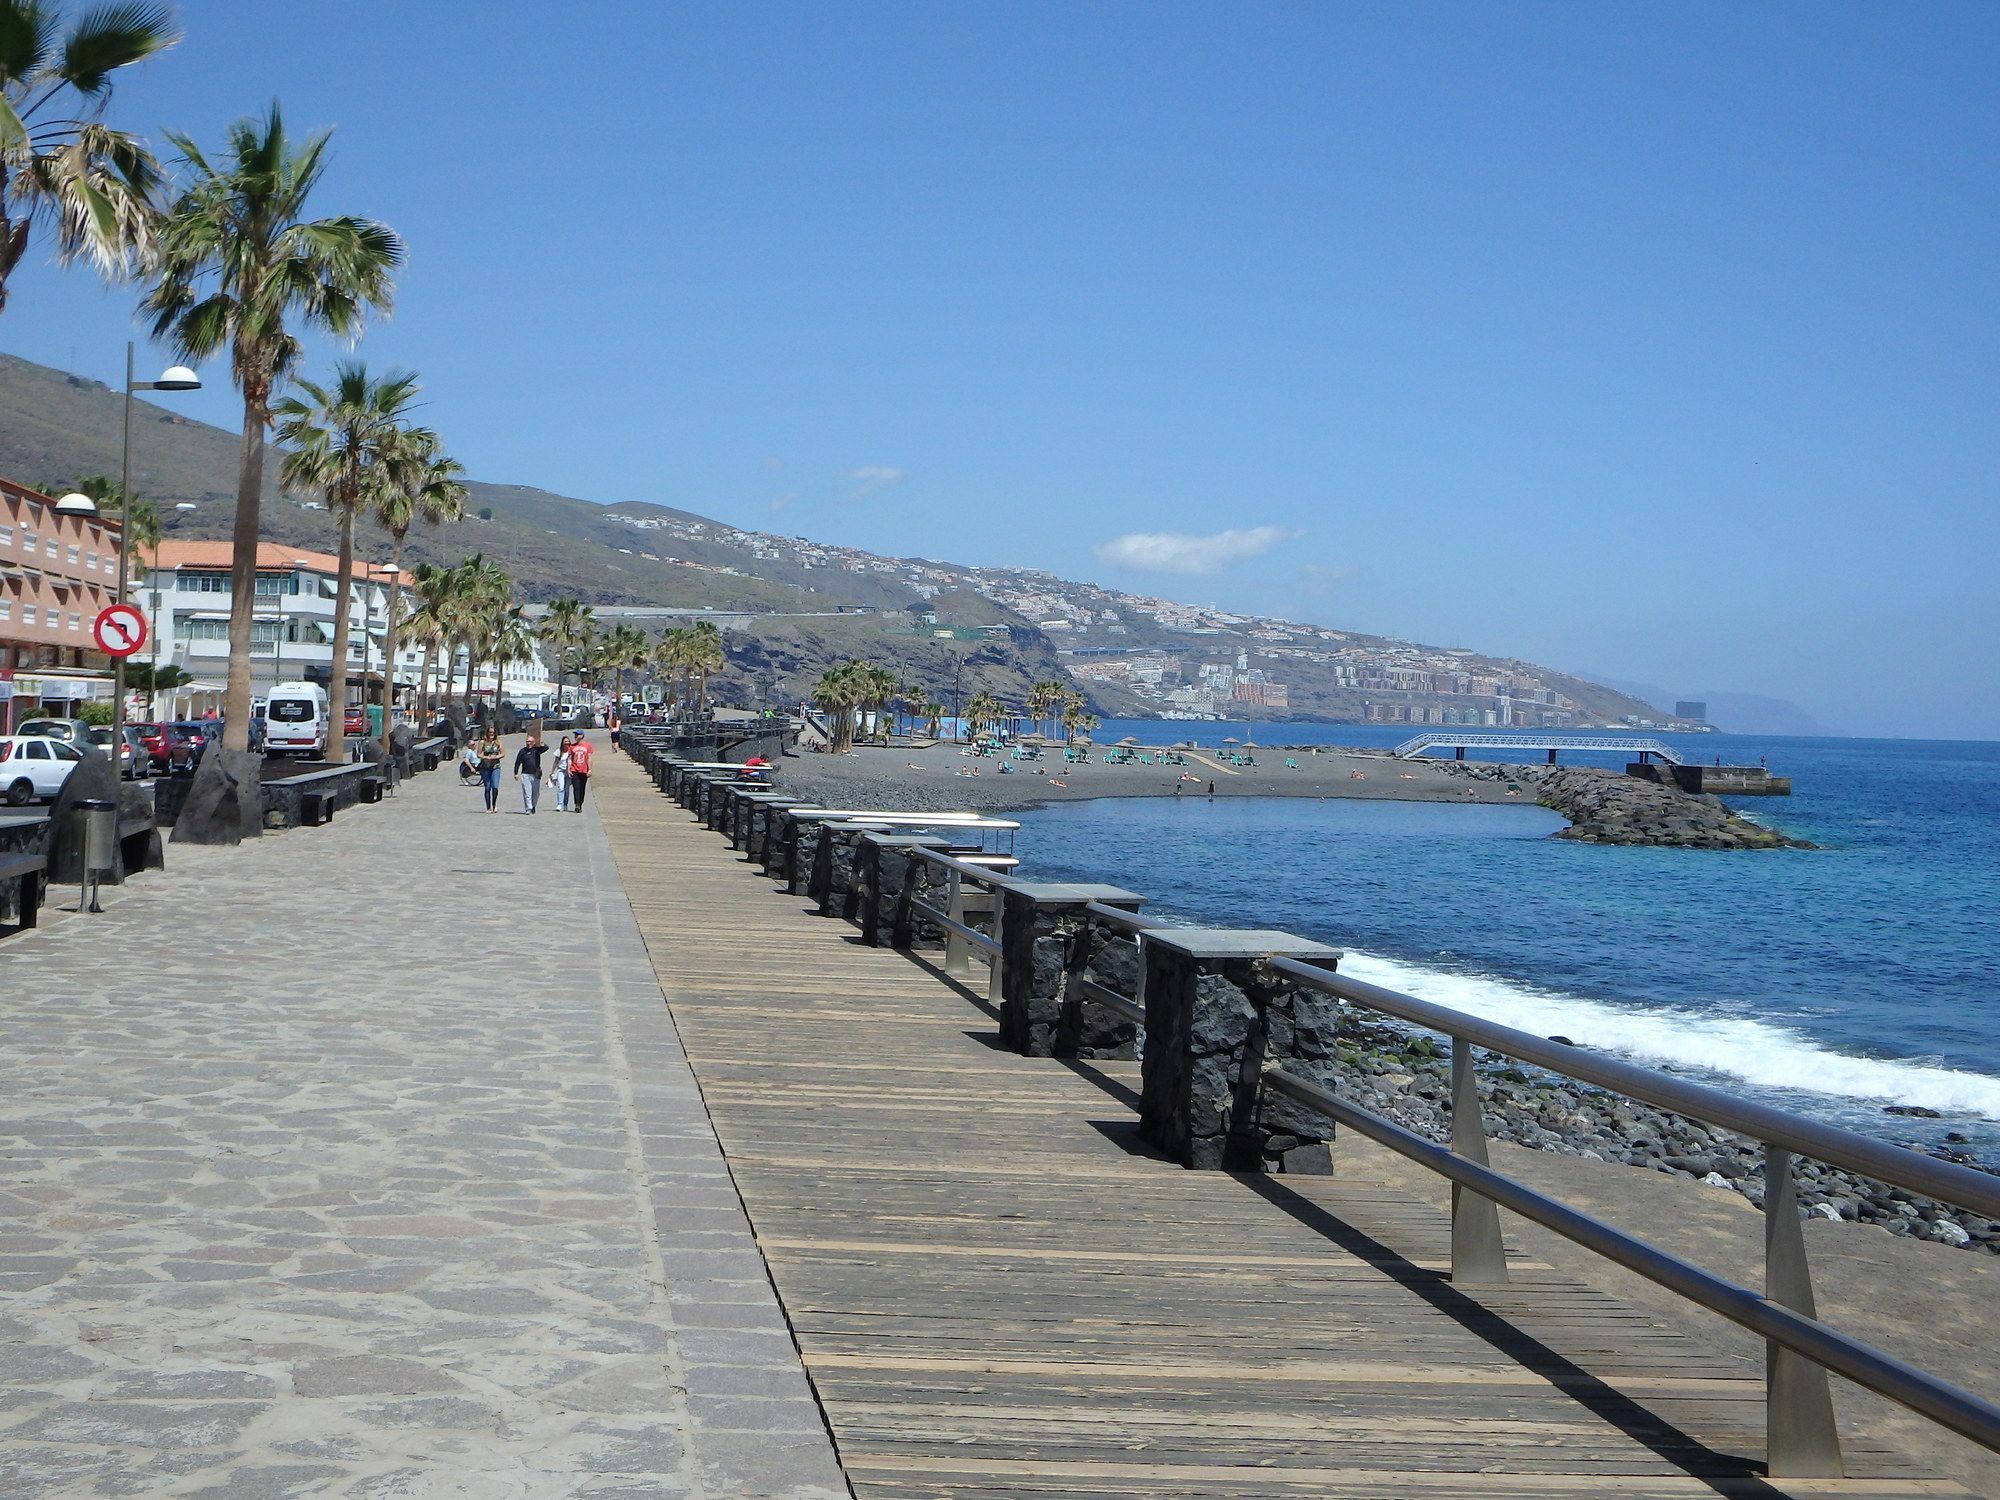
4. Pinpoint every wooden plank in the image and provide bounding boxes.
[594,754,1972,1499]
